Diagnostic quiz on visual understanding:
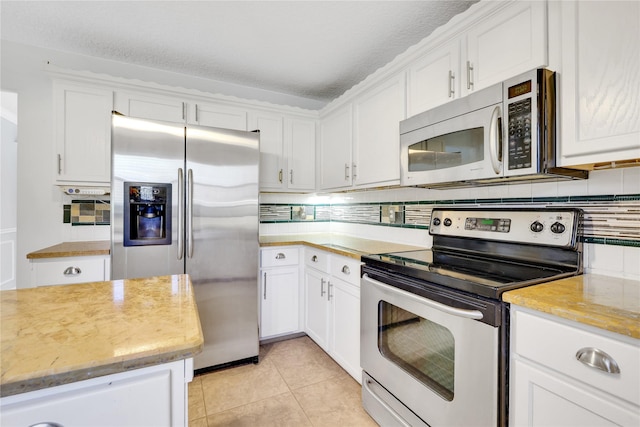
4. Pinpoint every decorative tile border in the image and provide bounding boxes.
[260,194,640,247]
[64,200,110,226]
